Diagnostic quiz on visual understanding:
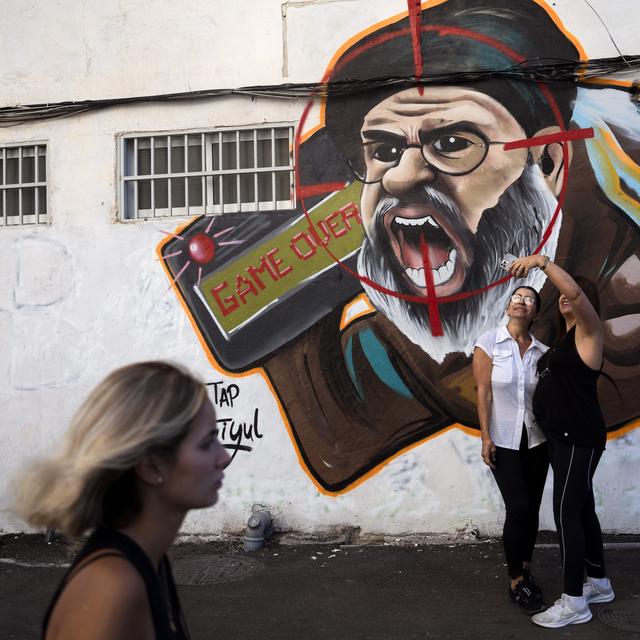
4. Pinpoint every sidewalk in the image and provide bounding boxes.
[1,533,639,639]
